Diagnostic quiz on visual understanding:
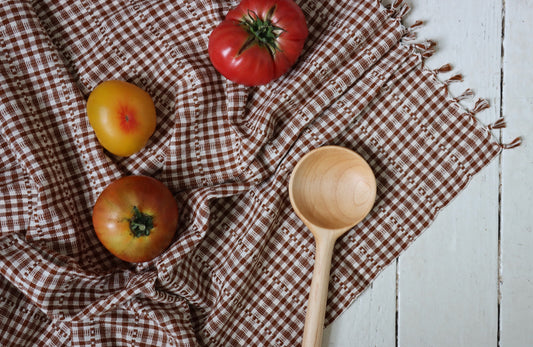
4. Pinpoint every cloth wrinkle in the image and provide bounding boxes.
[0,0,505,345]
